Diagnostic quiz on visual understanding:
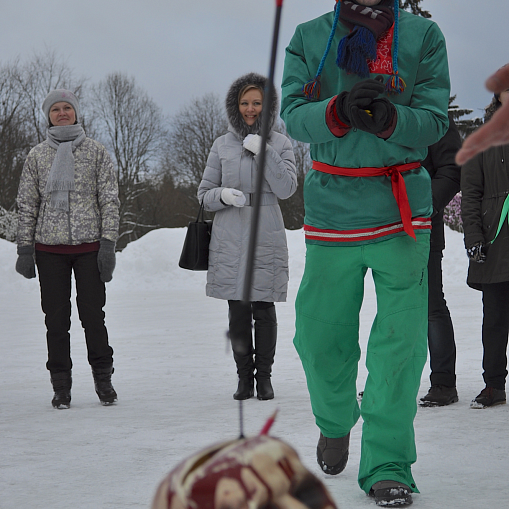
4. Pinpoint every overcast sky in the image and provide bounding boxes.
[0,0,507,121]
